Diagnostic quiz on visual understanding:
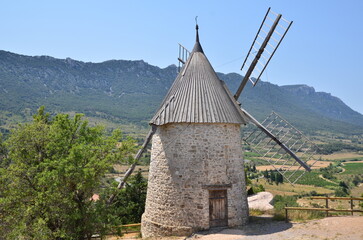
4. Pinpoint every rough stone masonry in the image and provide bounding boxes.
[141,123,249,237]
